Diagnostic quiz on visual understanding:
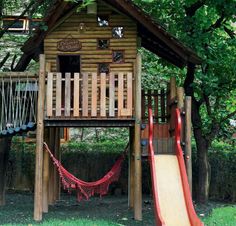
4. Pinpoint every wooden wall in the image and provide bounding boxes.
[44,0,138,74]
